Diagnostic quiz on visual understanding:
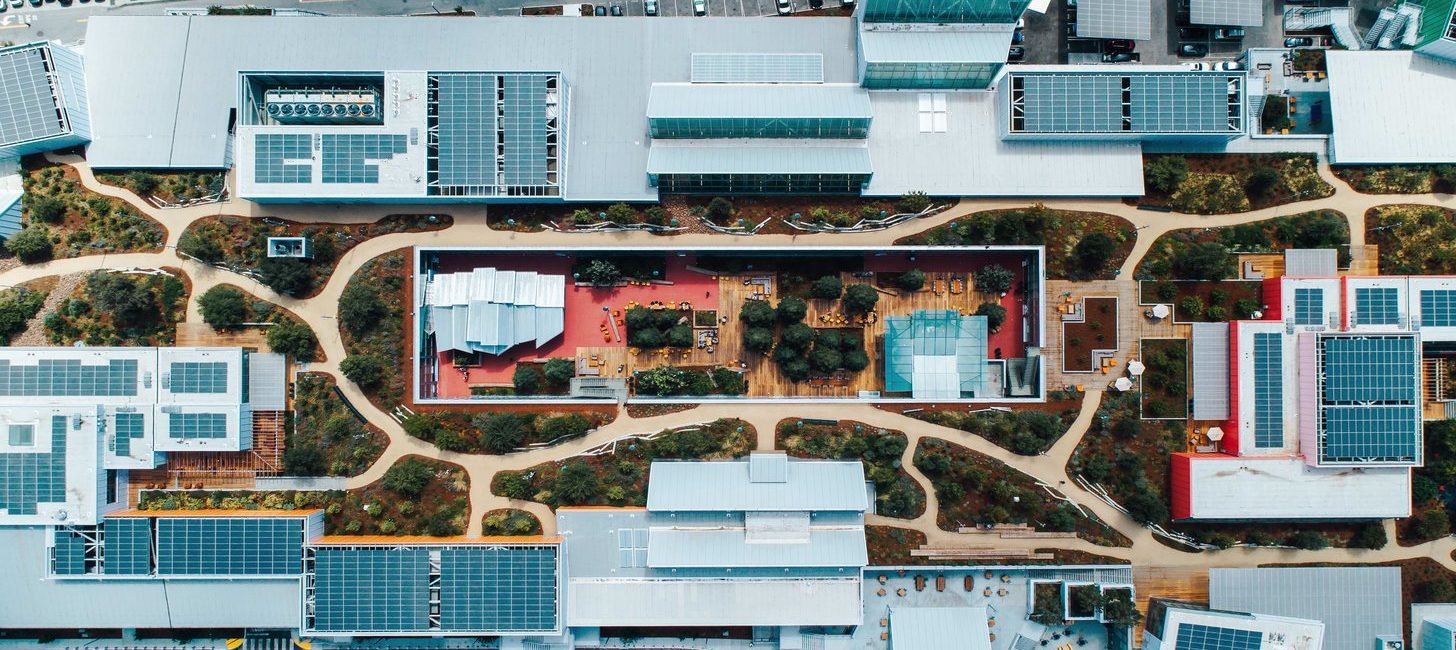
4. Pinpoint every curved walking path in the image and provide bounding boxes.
[17,153,1456,565]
